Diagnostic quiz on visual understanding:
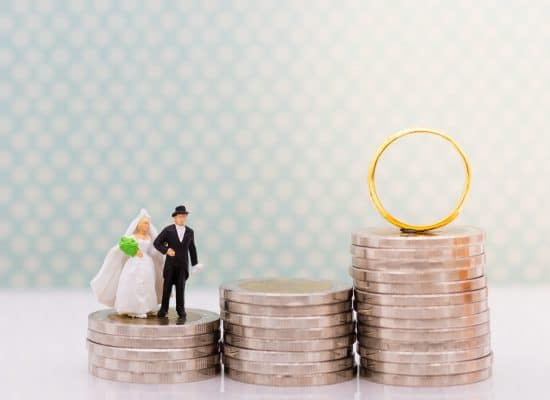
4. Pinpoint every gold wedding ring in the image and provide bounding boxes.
[367,128,471,232]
